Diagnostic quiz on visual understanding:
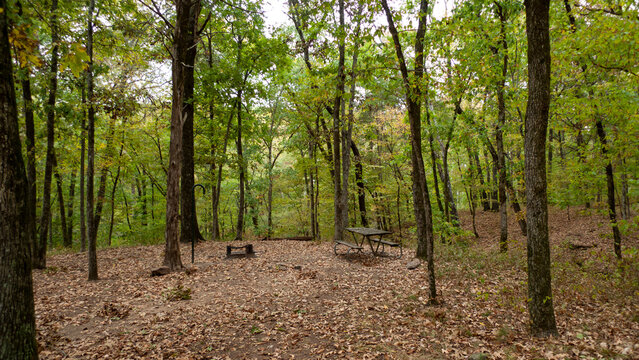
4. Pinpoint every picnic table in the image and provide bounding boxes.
[333,227,402,258]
